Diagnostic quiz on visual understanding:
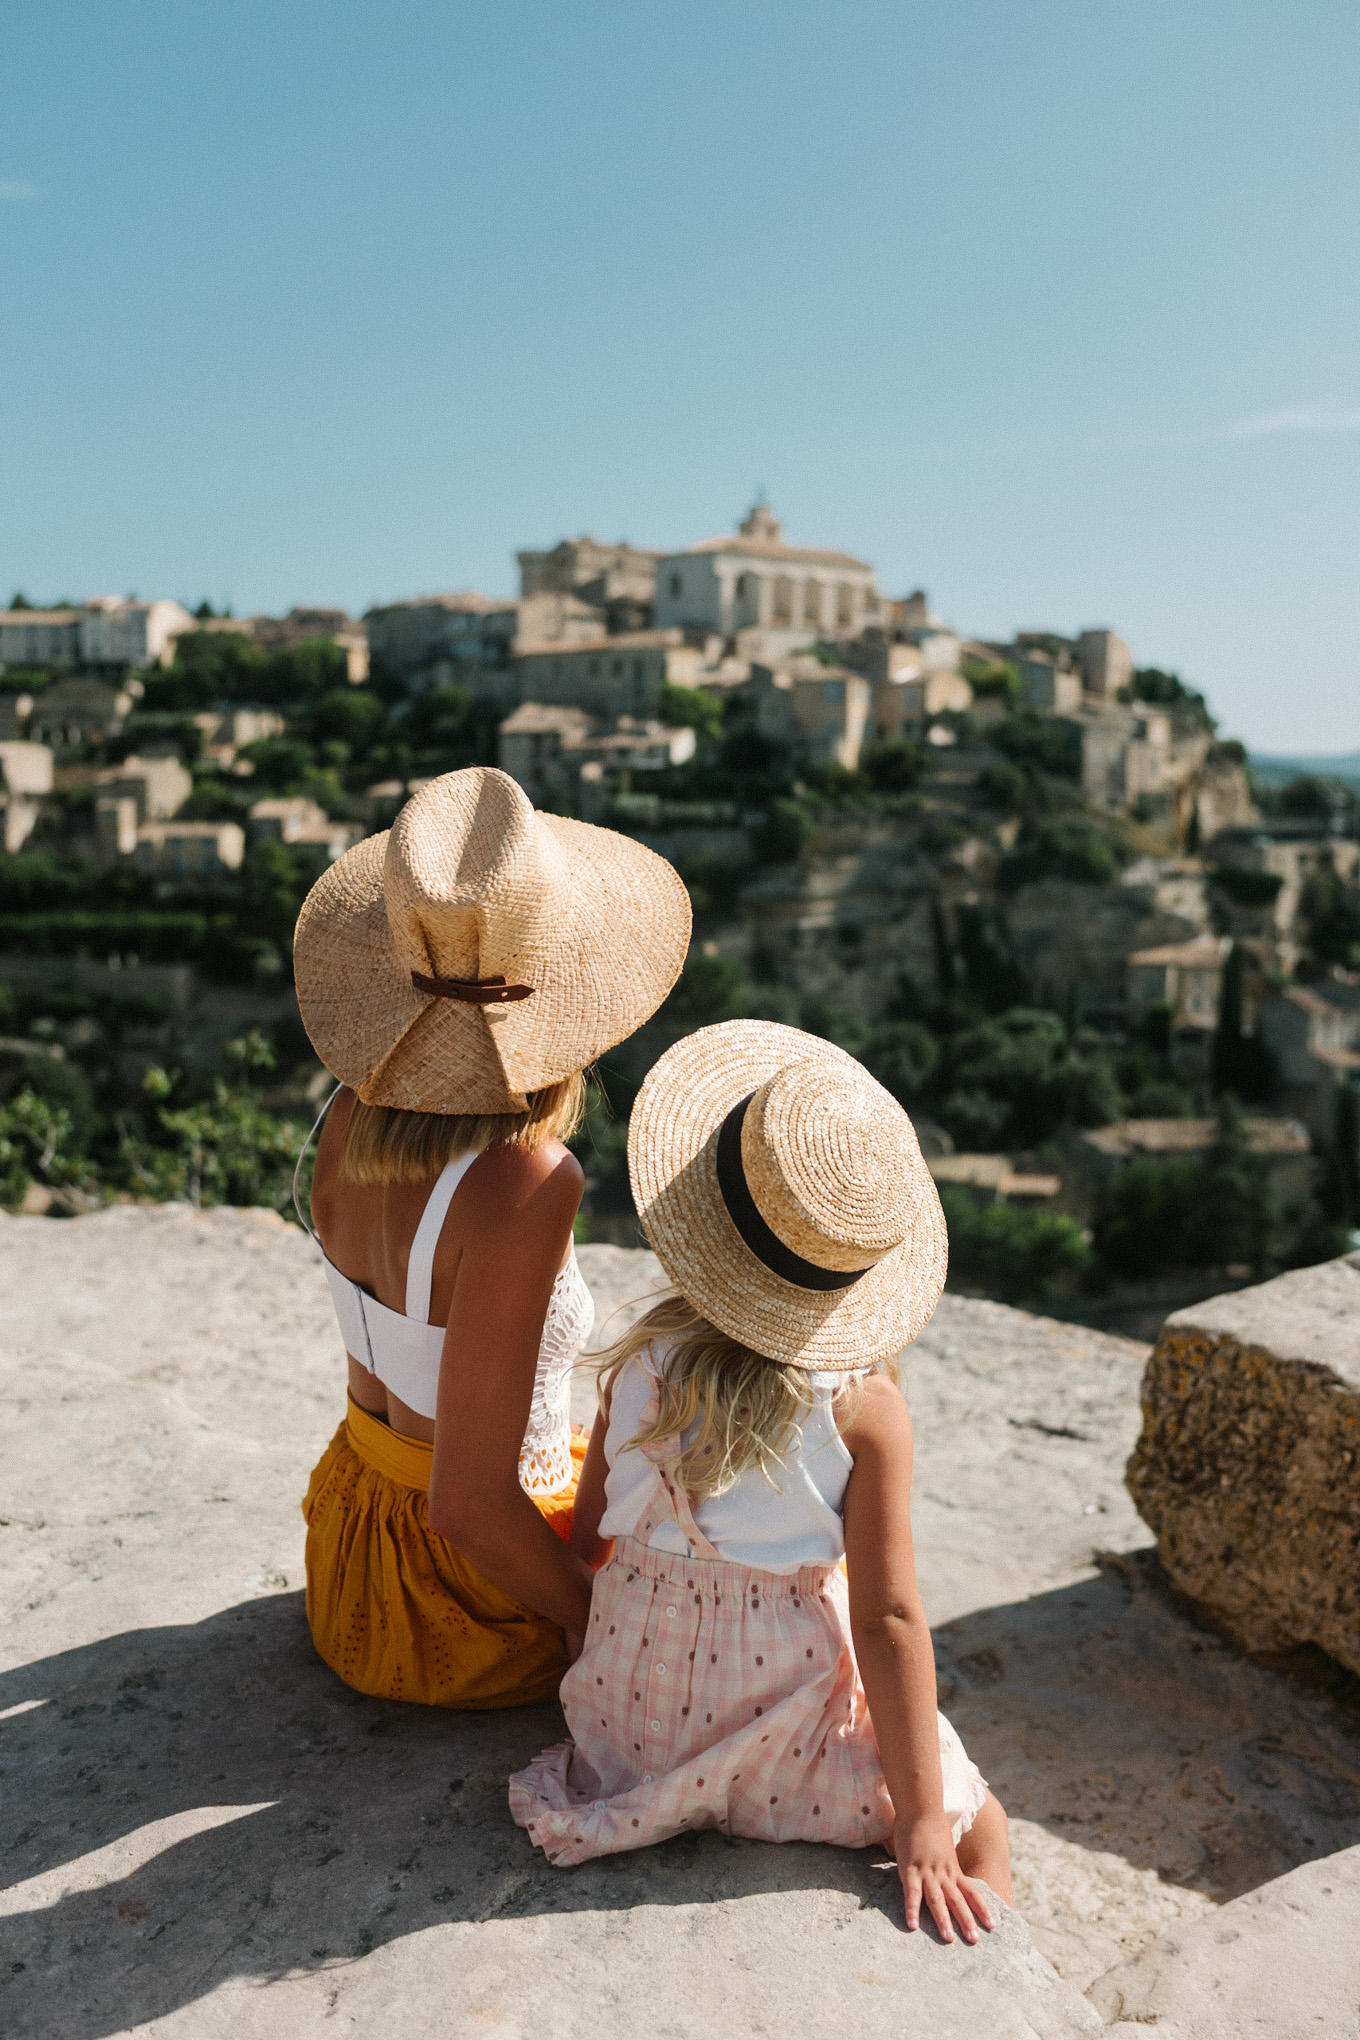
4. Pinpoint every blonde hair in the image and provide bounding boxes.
[339,1071,586,1186]
[598,1293,865,1500]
